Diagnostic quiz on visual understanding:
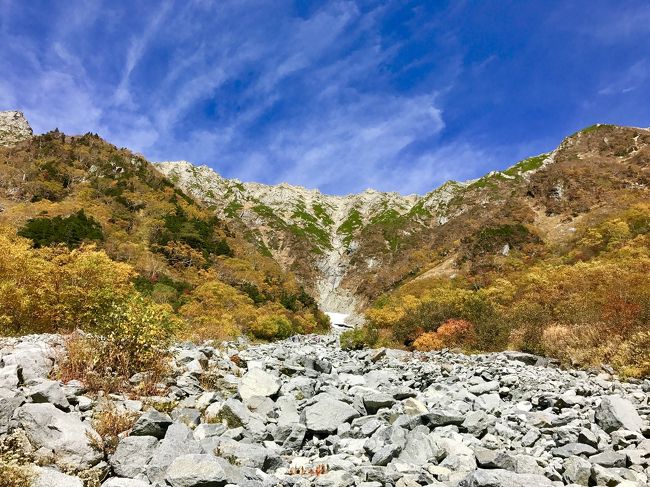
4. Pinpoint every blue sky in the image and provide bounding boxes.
[1,1,650,195]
